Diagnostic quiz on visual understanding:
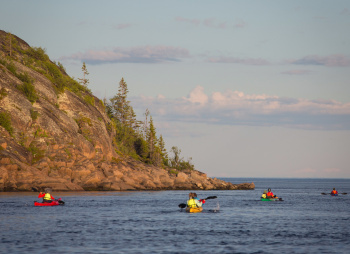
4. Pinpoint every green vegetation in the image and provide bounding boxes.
[0,88,8,100]
[64,148,72,159]
[105,78,194,171]
[18,81,38,103]
[34,127,48,138]
[84,94,95,106]
[0,57,38,103]
[22,46,91,95]
[78,62,89,87]
[30,108,39,120]
[28,143,45,164]
[0,111,13,135]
